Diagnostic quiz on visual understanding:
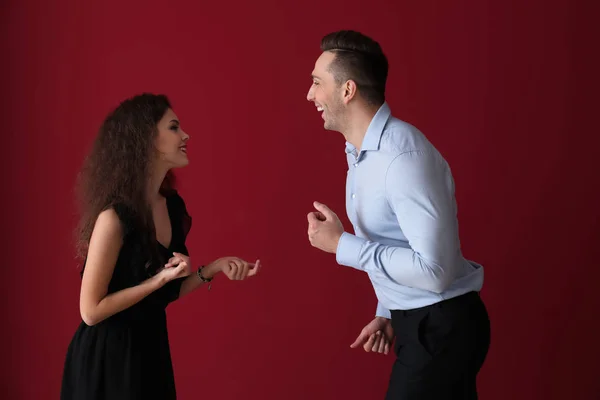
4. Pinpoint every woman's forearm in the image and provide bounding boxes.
[179,263,220,298]
[80,274,165,326]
